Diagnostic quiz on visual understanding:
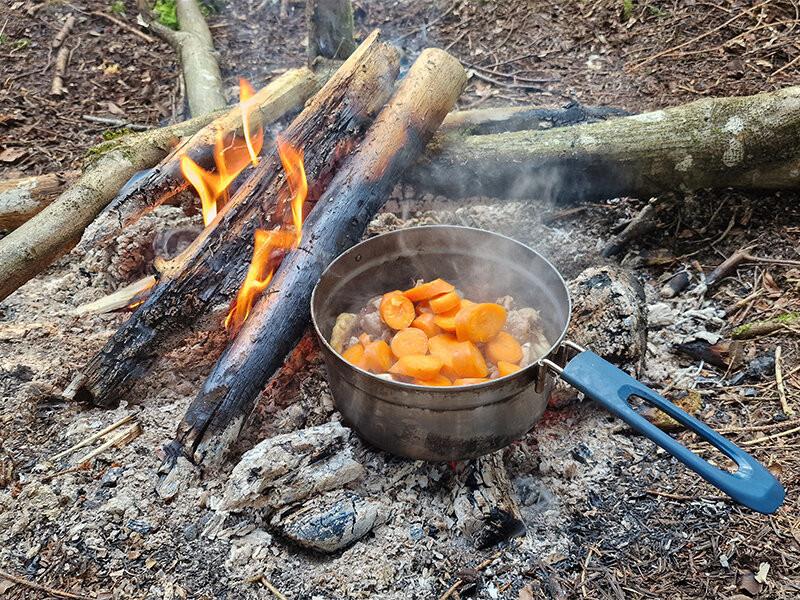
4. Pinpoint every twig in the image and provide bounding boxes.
[73,275,156,315]
[719,417,800,433]
[644,489,727,501]
[703,246,752,289]
[775,346,794,416]
[50,14,76,96]
[50,414,135,461]
[438,547,506,599]
[246,574,288,600]
[73,423,142,464]
[731,312,800,339]
[0,569,93,600]
[81,115,152,131]
[92,10,156,43]
[742,424,800,446]
[601,198,660,257]
[628,0,773,70]
[468,68,545,92]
